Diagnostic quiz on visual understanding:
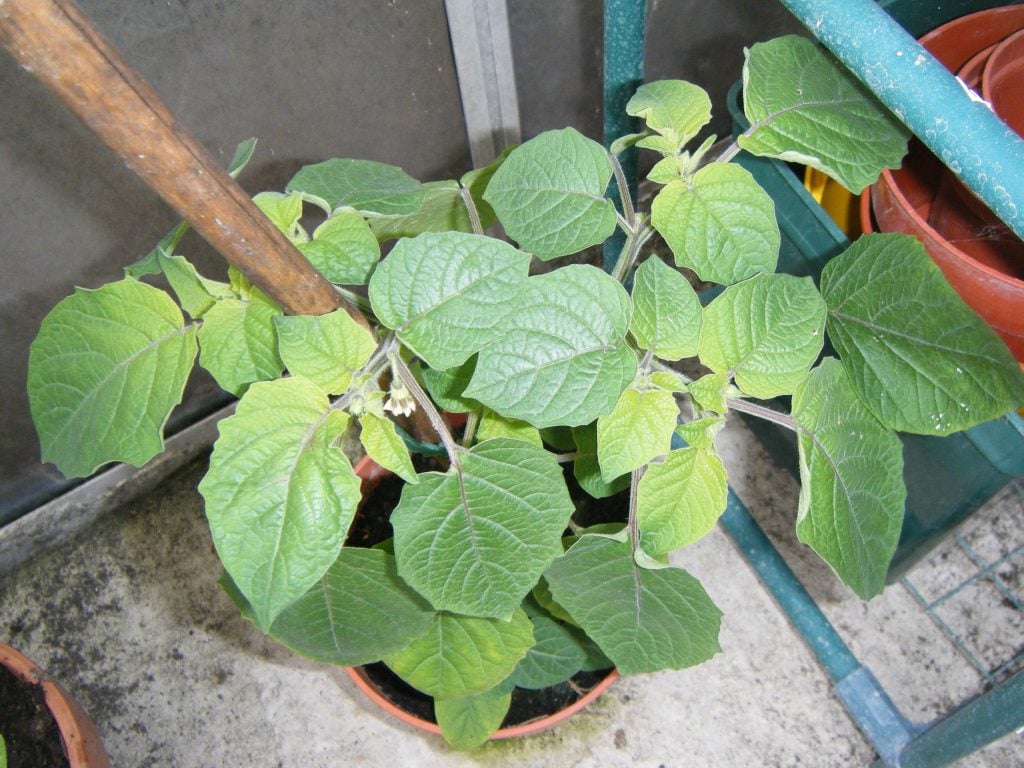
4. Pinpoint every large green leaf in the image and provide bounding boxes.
[368,231,530,370]
[596,386,679,481]
[651,164,780,285]
[626,80,712,156]
[384,608,534,699]
[297,212,380,285]
[28,277,197,477]
[476,409,543,447]
[637,447,727,555]
[544,535,721,675]
[198,376,361,630]
[792,359,906,599]
[465,265,637,428]
[391,438,574,619]
[739,36,909,193]
[197,290,284,396]
[698,273,826,398]
[435,687,513,750]
[359,412,418,484]
[630,256,702,360]
[265,548,434,666]
[286,158,427,215]
[483,128,617,260]
[509,605,588,690]
[821,234,1024,434]
[274,308,376,395]
[571,425,630,499]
